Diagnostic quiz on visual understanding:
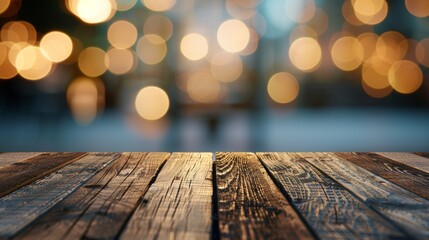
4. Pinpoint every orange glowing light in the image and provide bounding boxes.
[388,60,423,94]
[144,15,173,41]
[106,48,135,75]
[40,31,73,63]
[187,70,221,103]
[405,0,429,18]
[107,20,138,49]
[78,47,108,77]
[135,86,170,120]
[136,34,167,65]
[15,46,53,81]
[217,19,250,53]
[210,52,243,82]
[267,72,299,104]
[141,0,176,12]
[331,36,364,71]
[289,37,322,72]
[180,33,208,61]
